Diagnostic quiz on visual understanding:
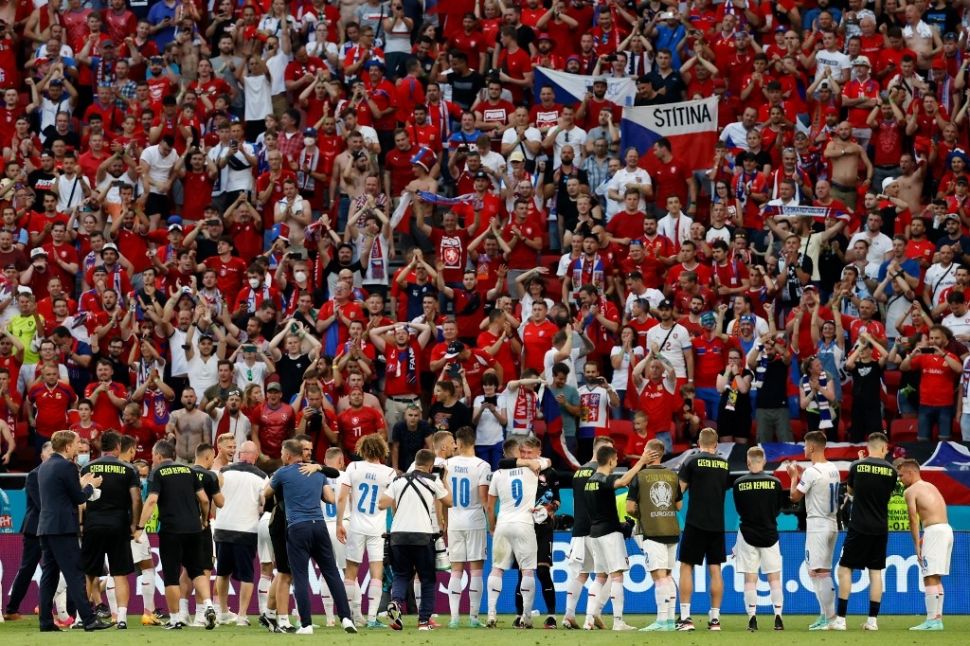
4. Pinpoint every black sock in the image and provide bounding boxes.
[837,598,848,618]
[868,601,880,618]
[537,566,556,614]
[514,570,523,616]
